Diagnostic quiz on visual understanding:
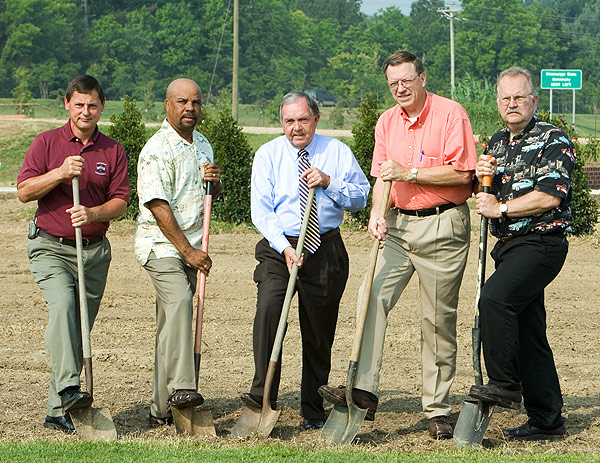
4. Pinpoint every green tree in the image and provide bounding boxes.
[199,110,253,224]
[349,93,381,225]
[108,96,147,219]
